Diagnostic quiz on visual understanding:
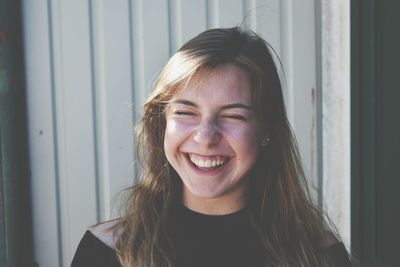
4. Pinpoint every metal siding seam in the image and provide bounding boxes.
[23,0,62,265]
[243,0,257,30]
[88,0,106,223]
[52,0,79,264]
[167,0,182,53]
[167,0,174,54]
[127,0,137,184]
[130,0,146,183]
[251,0,257,31]
[206,0,219,28]
[314,0,324,208]
[279,0,293,121]
[132,0,146,112]
[47,0,63,265]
